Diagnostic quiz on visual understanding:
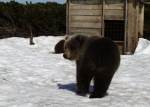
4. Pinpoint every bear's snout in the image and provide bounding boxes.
[63,54,67,59]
